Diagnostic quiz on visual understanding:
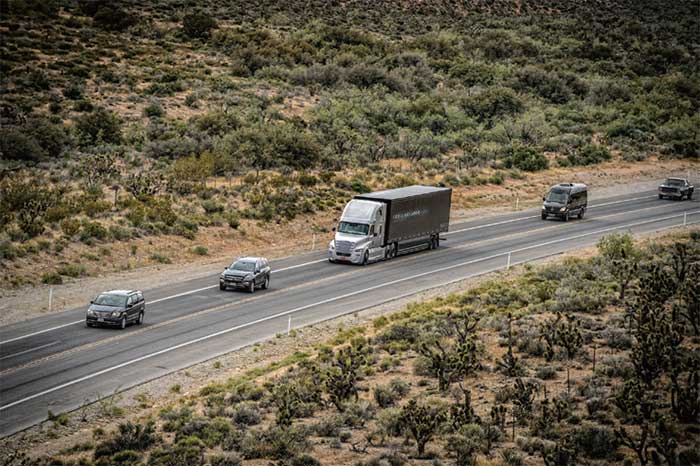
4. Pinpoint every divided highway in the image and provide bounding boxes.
[1,190,698,437]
